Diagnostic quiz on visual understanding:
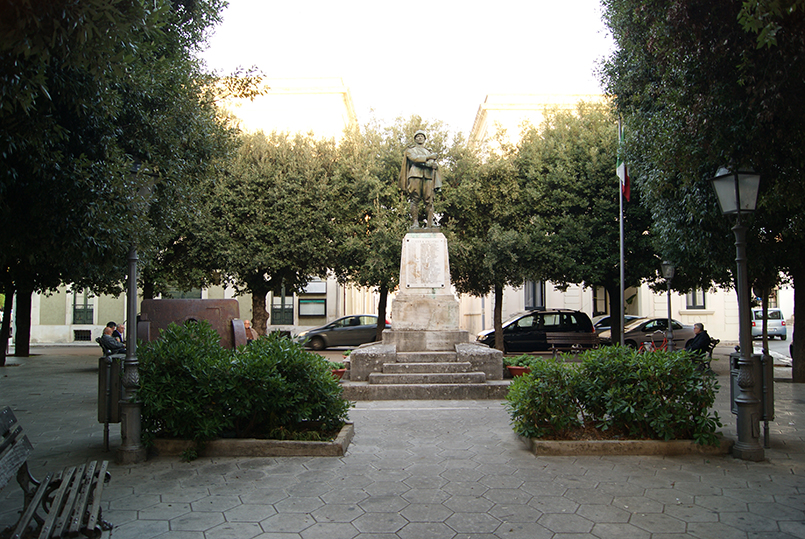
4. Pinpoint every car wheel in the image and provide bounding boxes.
[624,340,637,349]
[782,334,787,341]
[309,336,326,351]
